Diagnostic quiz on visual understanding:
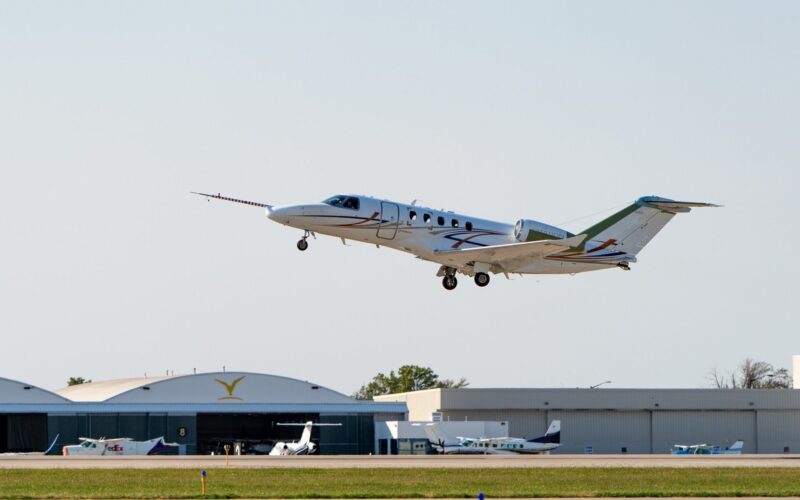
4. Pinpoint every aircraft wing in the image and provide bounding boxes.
[434,234,587,270]
[98,438,131,444]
